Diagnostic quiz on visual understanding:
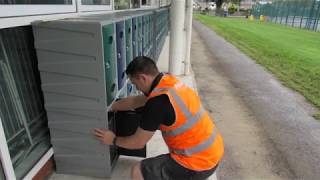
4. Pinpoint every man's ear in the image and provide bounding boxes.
[140,74,148,83]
